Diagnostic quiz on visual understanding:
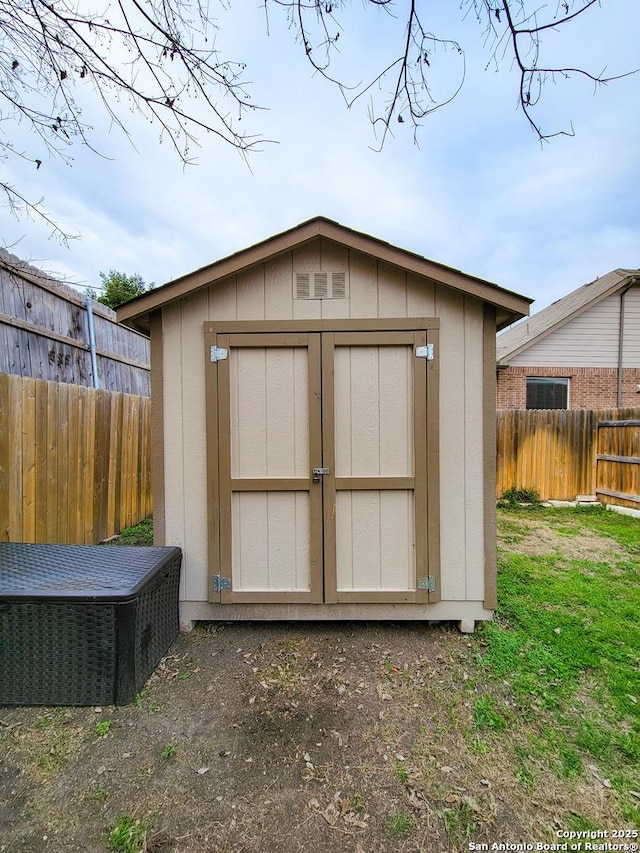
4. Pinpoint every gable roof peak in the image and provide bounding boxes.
[117,216,531,330]
[497,267,640,364]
